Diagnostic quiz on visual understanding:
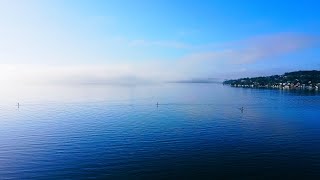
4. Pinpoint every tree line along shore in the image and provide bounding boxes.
[223,70,320,91]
